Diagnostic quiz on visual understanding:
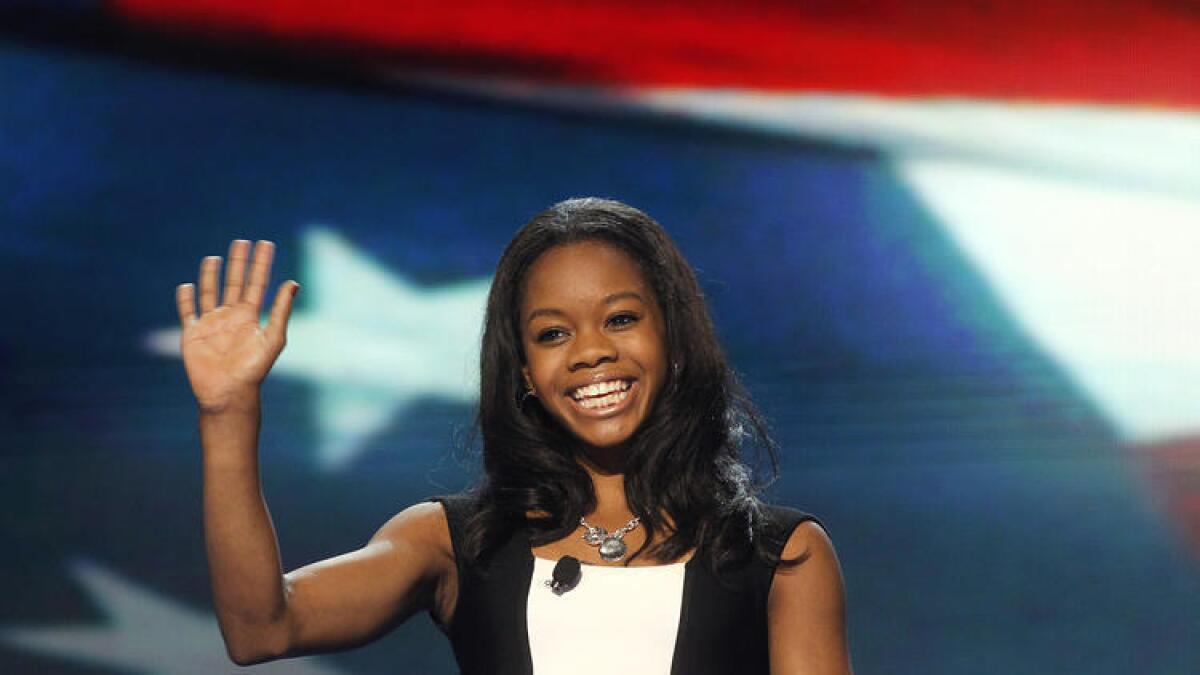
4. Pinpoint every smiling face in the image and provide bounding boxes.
[520,240,669,452]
